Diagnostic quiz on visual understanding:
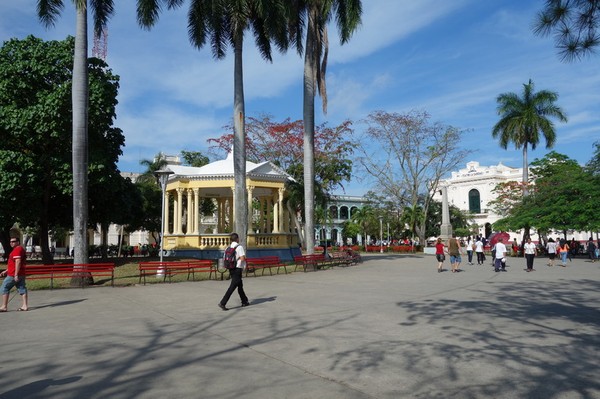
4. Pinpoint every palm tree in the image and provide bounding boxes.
[350,205,374,247]
[38,0,115,265]
[288,0,362,254]
[492,79,567,196]
[533,0,600,62]
[137,152,168,185]
[137,0,288,247]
